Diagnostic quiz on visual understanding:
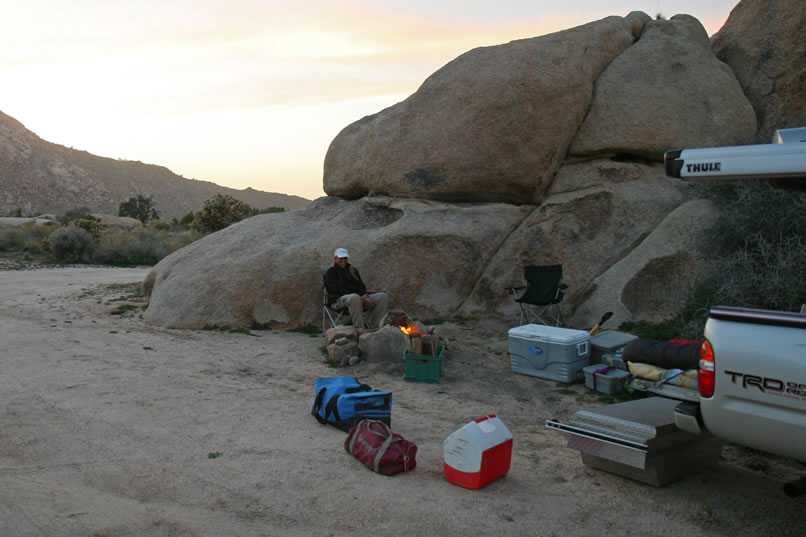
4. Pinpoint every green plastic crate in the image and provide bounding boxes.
[404,345,445,383]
